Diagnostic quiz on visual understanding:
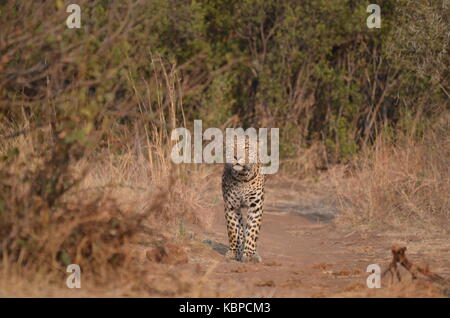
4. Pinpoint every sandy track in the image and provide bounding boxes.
[184,176,450,297]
